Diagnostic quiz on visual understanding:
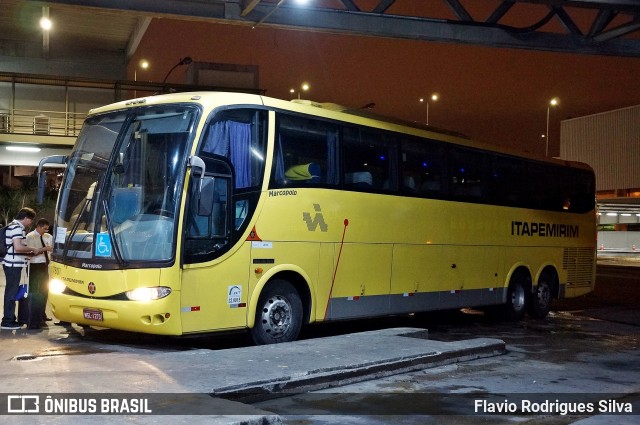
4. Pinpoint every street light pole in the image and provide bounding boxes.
[427,102,430,126]
[546,106,550,156]
[290,83,310,99]
[162,57,193,84]
[420,93,439,126]
[134,59,149,98]
[545,97,559,157]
